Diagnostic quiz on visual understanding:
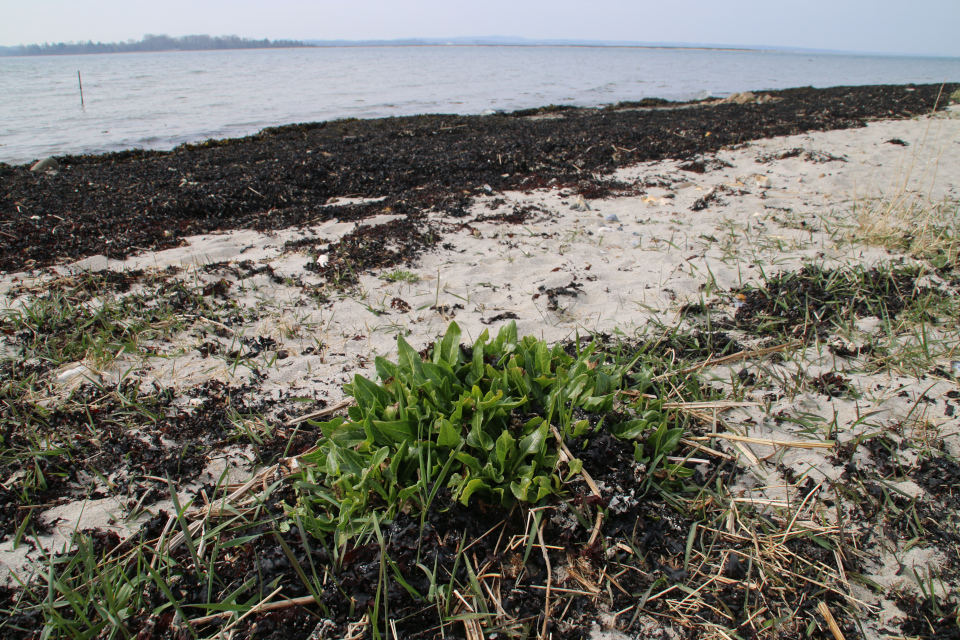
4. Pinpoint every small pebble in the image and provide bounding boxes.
[951,361,960,376]
[604,213,620,222]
